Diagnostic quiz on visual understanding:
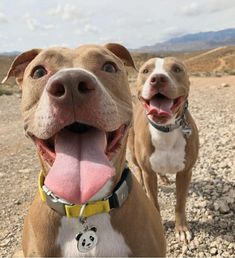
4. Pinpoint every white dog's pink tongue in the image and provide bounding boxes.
[149,97,173,116]
[44,129,115,204]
